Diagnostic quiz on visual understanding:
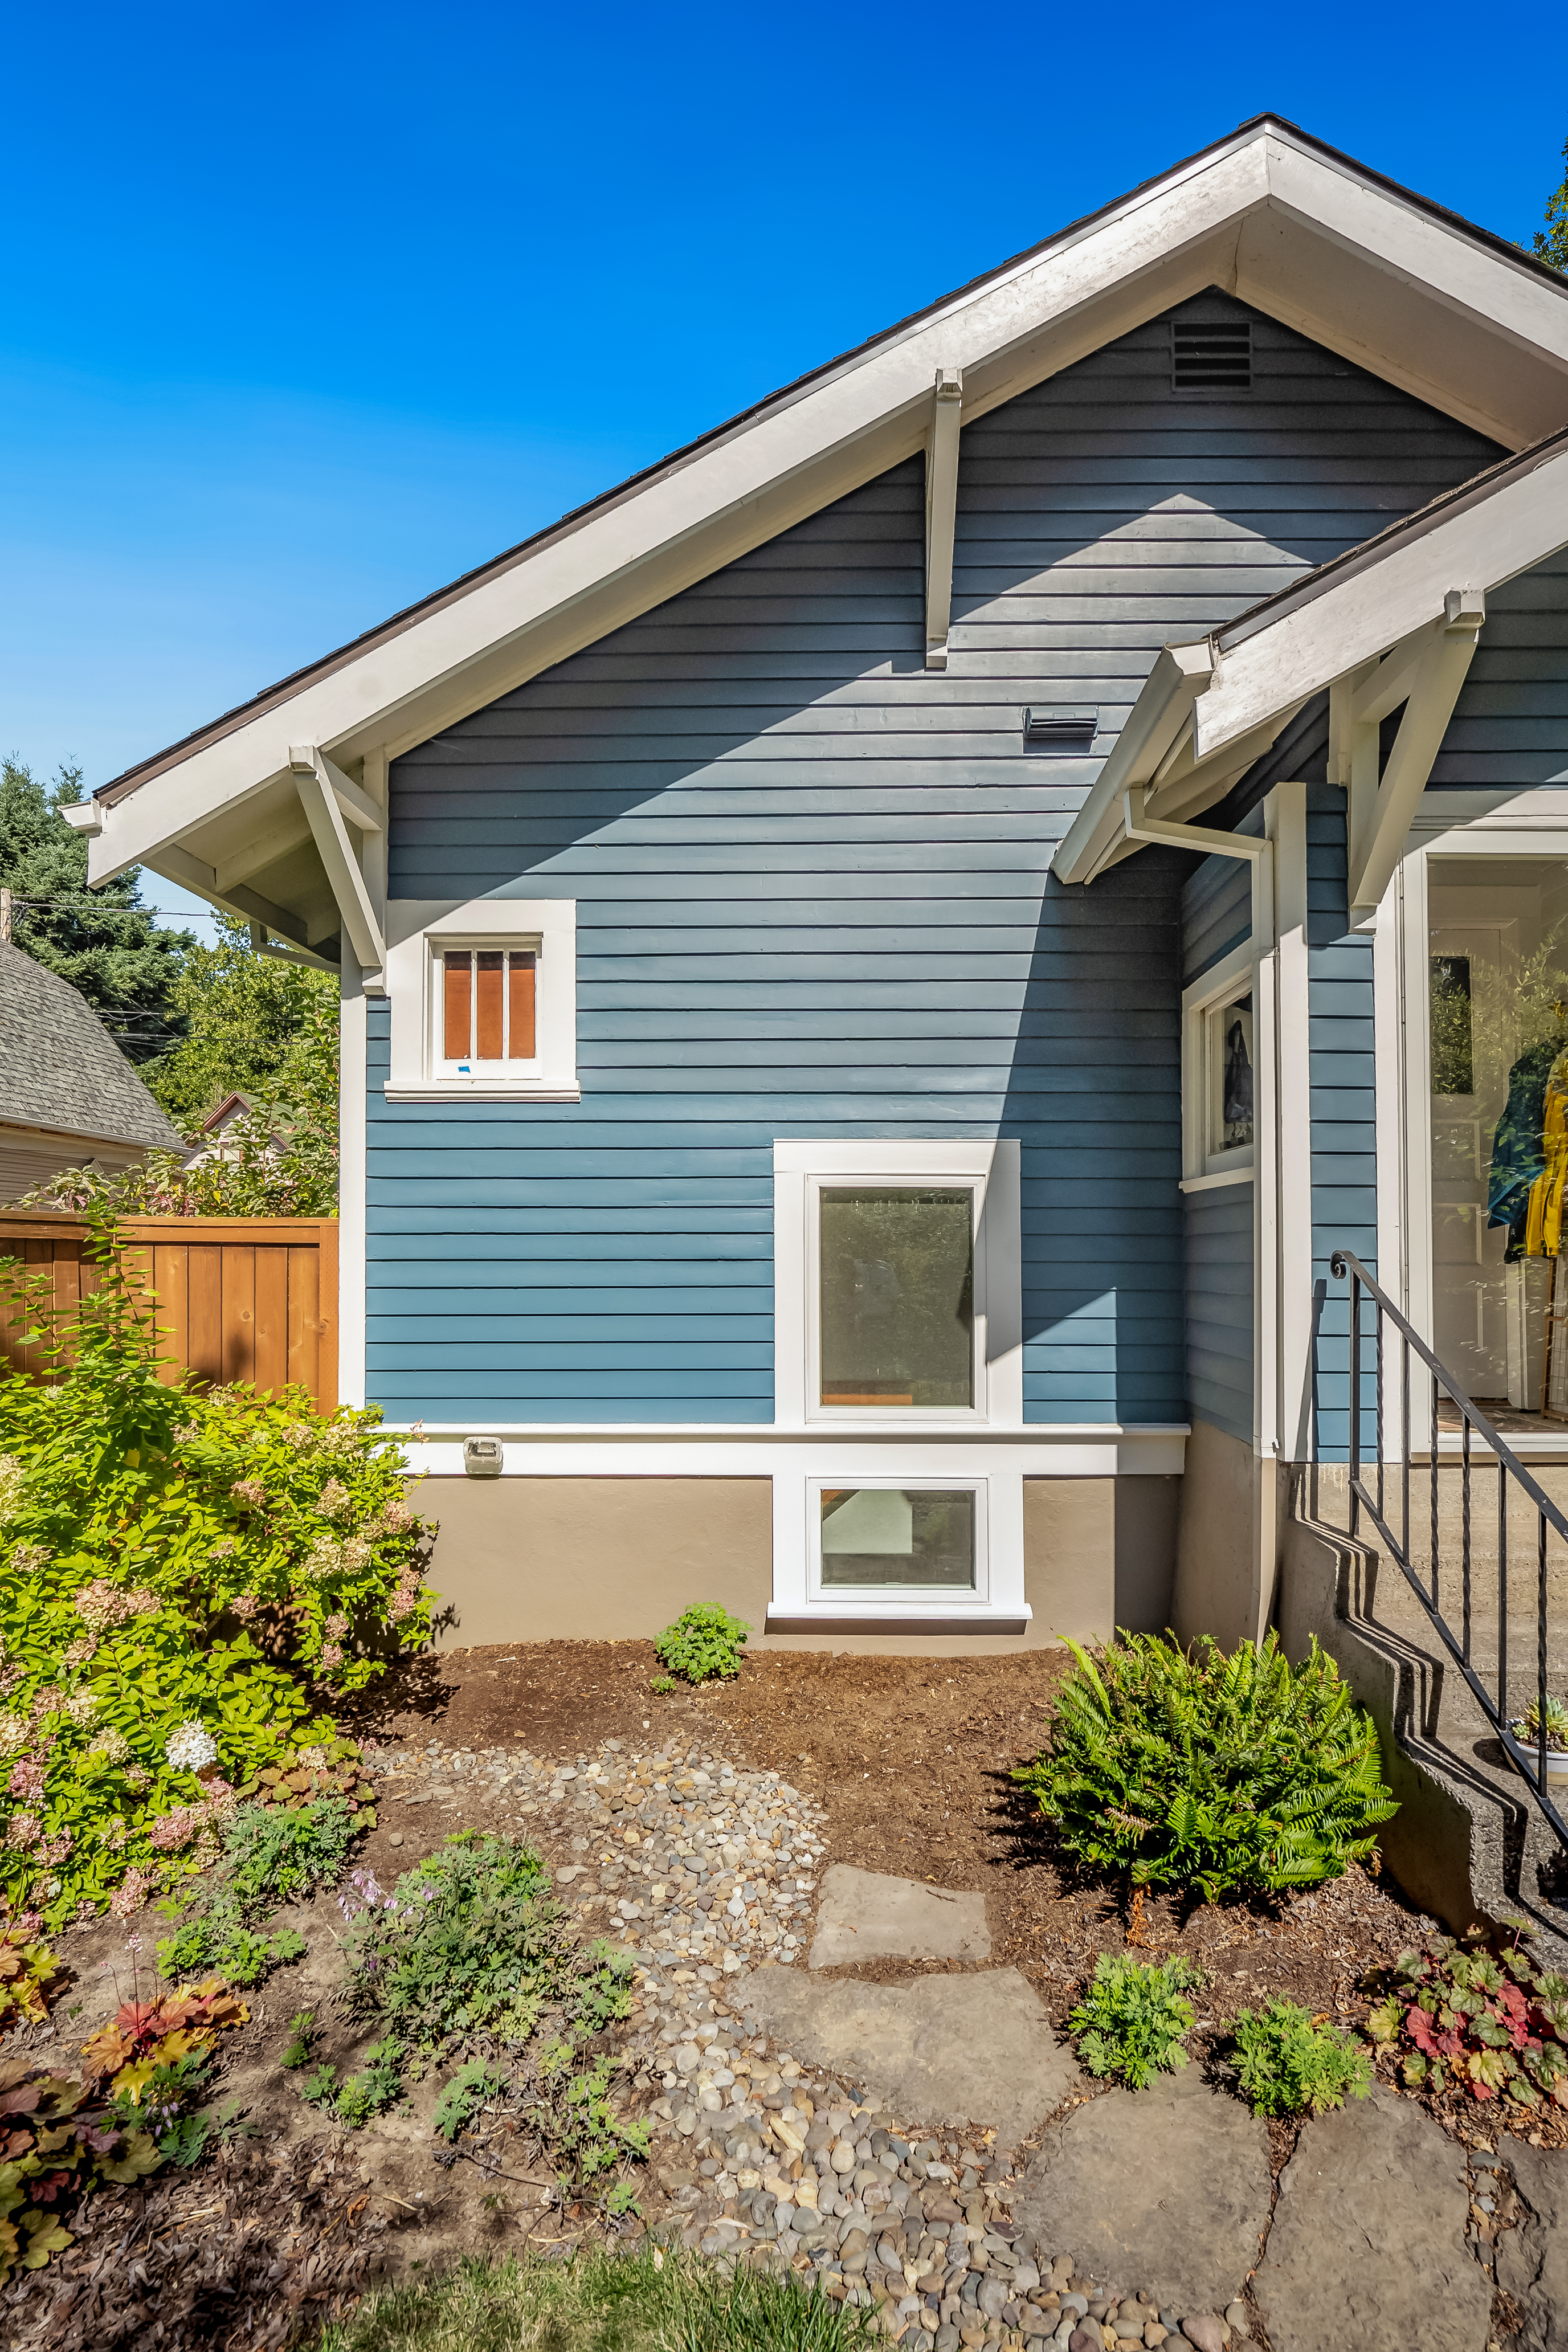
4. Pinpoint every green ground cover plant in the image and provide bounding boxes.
[0,1227,434,1930]
[316,2243,881,2352]
[156,1792,358,1983]
[1067,1953,1200,2088]
[1013,1631,1396,1904]
[1366,1937,1568,2109]
[324,1834,648,2207]
[654,1605,750,1685]
[1231,1997,1373,2117]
